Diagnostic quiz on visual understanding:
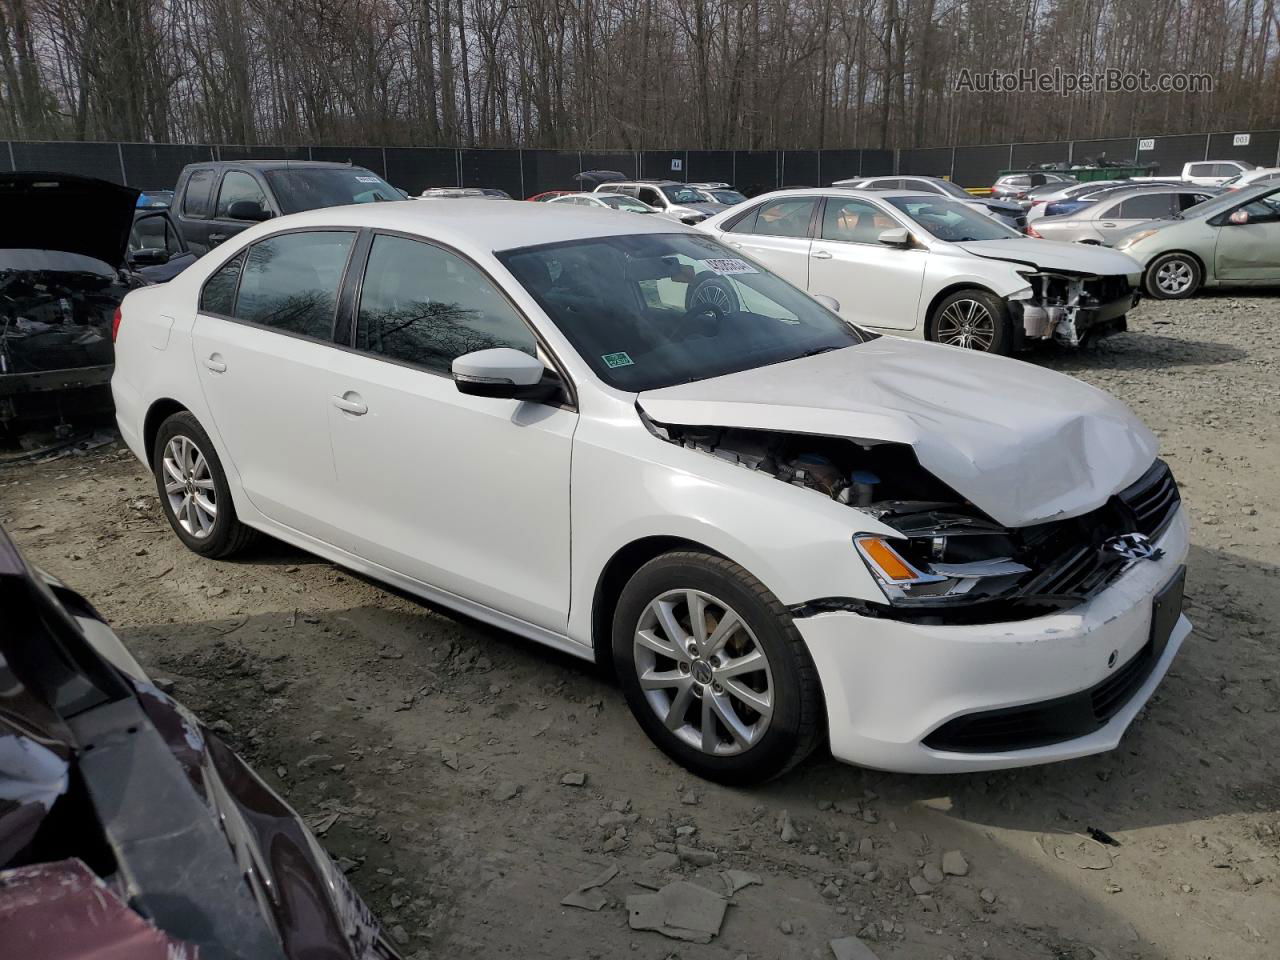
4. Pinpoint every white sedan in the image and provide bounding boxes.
[698,188,1144,352]
[548,192,658,214]
[111,201,1190,782]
